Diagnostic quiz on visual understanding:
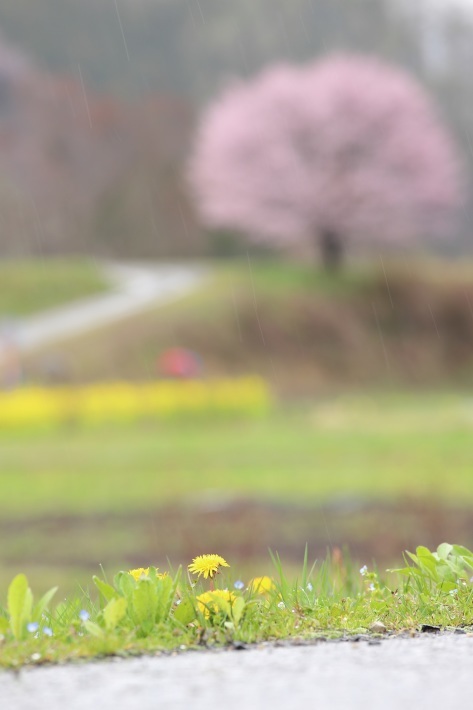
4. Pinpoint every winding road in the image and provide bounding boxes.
[14,262,209,352]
